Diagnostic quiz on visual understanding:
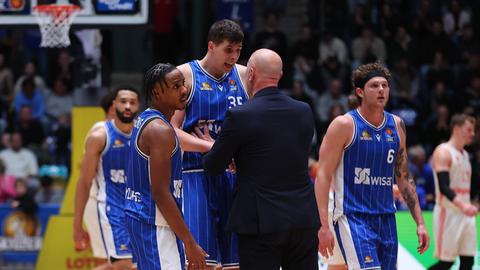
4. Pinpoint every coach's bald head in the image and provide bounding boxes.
[246,48,283,97]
